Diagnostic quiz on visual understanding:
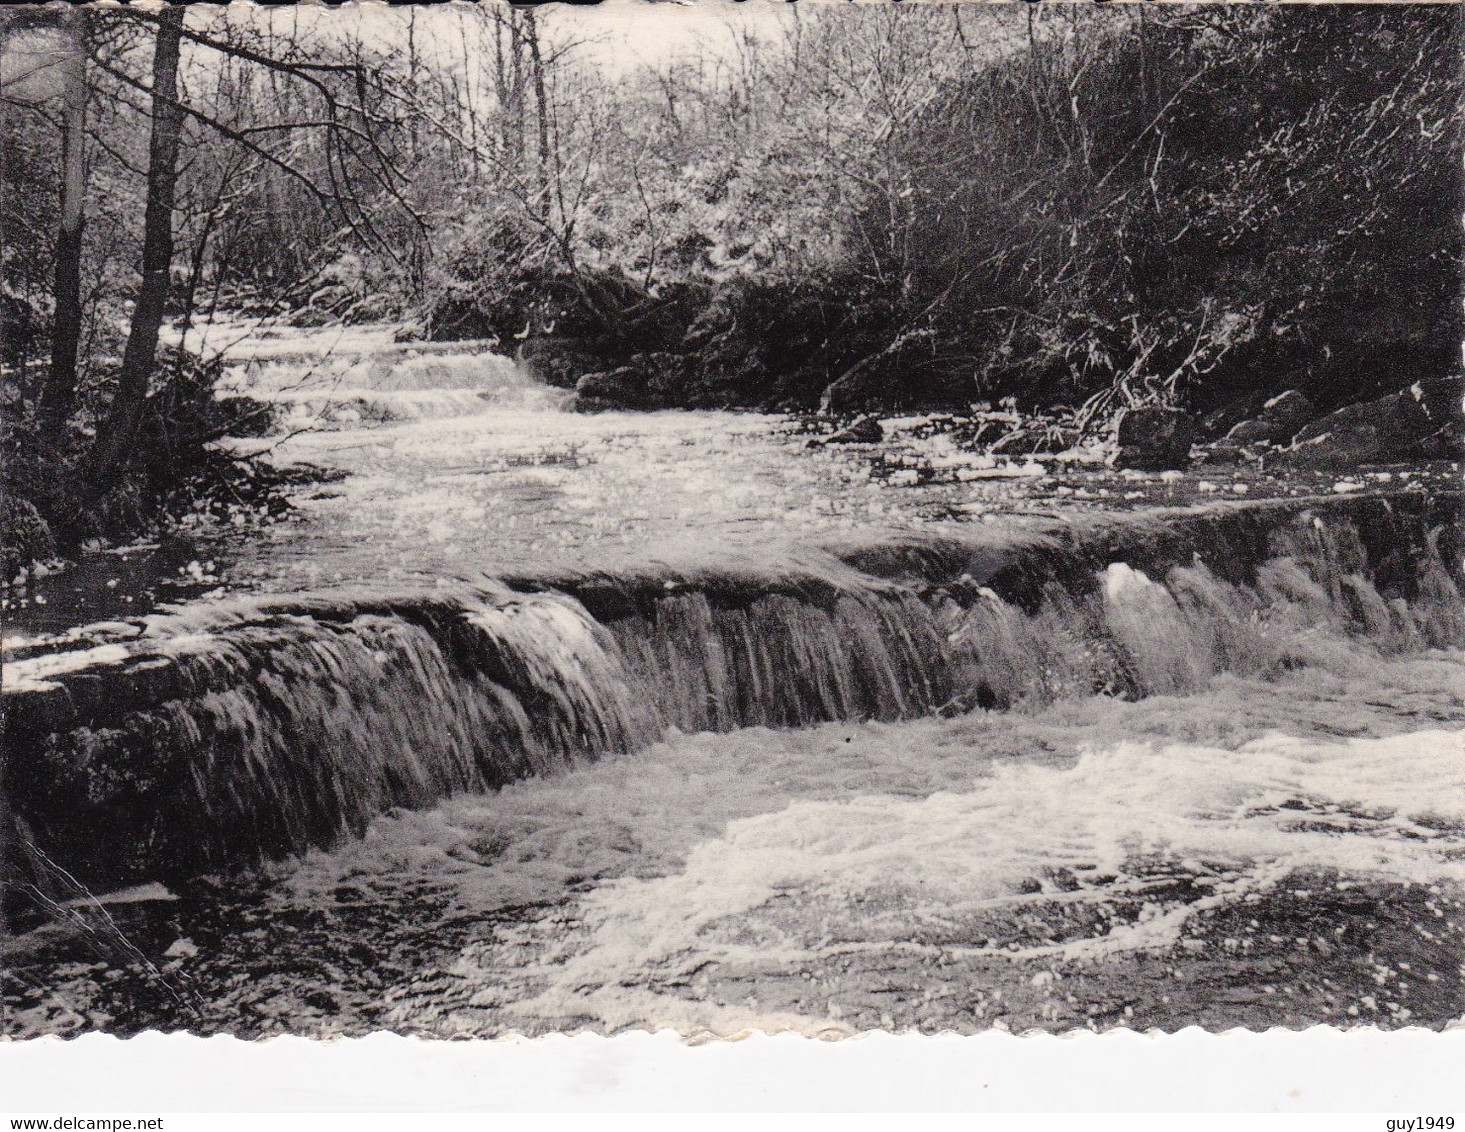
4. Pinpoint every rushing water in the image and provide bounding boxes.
[4,319,1454,627]
[6,652,1462,1037]
[2,320,1462,1036]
